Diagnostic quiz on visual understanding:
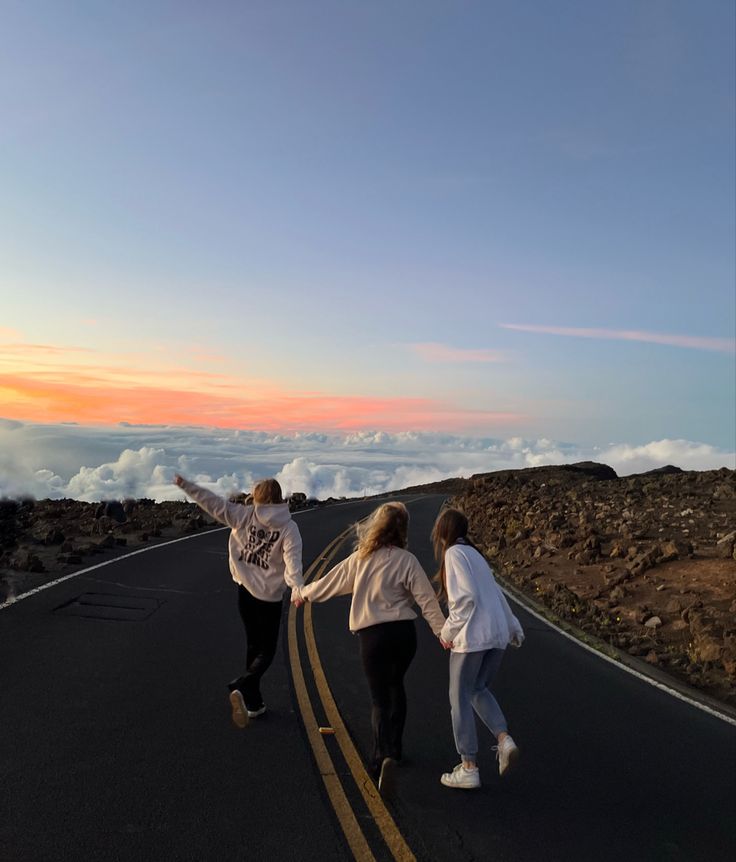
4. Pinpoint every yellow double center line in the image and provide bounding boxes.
[288,527,416,862]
